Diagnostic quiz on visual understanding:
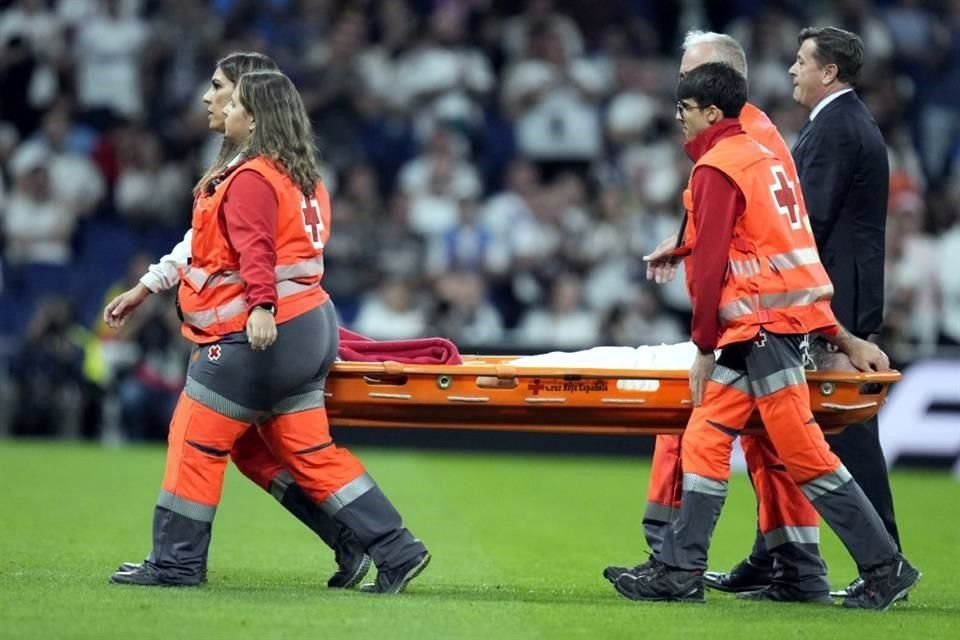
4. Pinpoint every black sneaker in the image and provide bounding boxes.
[359,551,431,594]
[833,576,908,602]
[842,555,920,611]
[613,563,705,603]
[109,563,202,587]
[830,576,864,598]
[737,582,832,604]
[703,559,774,593]
[603,556,657,584]
[328,534,372,589]
[115,561,208,584]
